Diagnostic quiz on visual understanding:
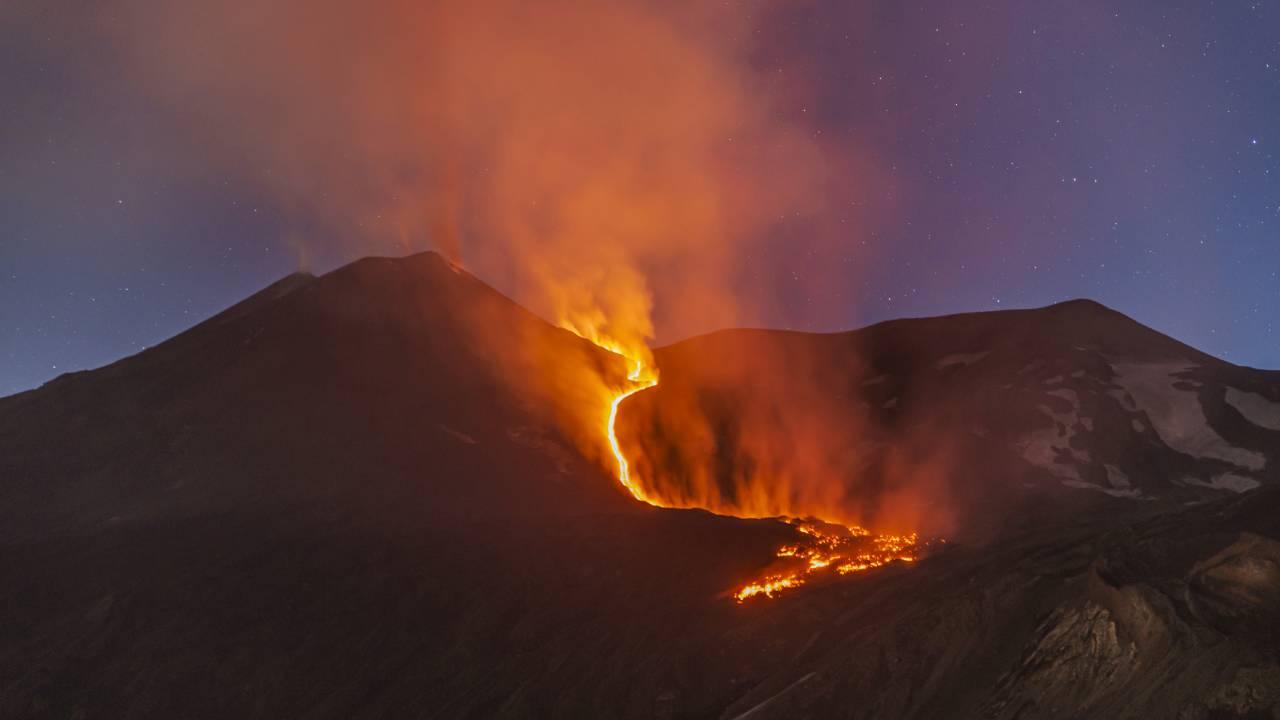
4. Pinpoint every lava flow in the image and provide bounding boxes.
[562,323,925,603]
[606,358,660,503]
[734,521,920,602]
[557,320,662,504]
